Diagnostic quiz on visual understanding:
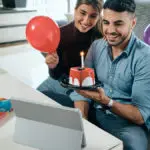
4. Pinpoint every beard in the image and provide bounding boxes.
[108,36,126,46]
[105,30,131,47]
